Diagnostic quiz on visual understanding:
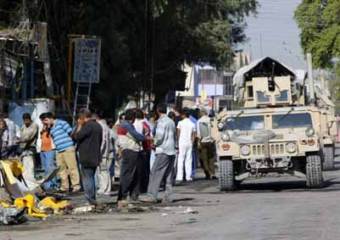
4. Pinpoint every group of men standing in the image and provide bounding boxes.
[175,107,216,183]
[0,110,115,206]
[115,104,177,208]
[115,104,217,208]
[40,110,112,205]
[0,103,217,209]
